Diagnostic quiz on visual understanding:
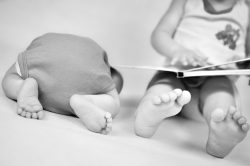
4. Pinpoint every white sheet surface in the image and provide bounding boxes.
[0,0,249,166]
